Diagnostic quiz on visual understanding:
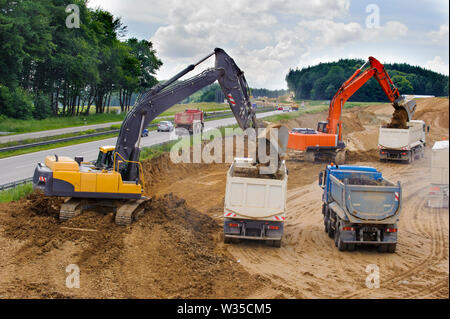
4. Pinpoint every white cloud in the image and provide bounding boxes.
[296,19,408,47]
[424,56,449,75]
[87,0,443,89]
[148,0,407,89]
[428,24,449,44]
